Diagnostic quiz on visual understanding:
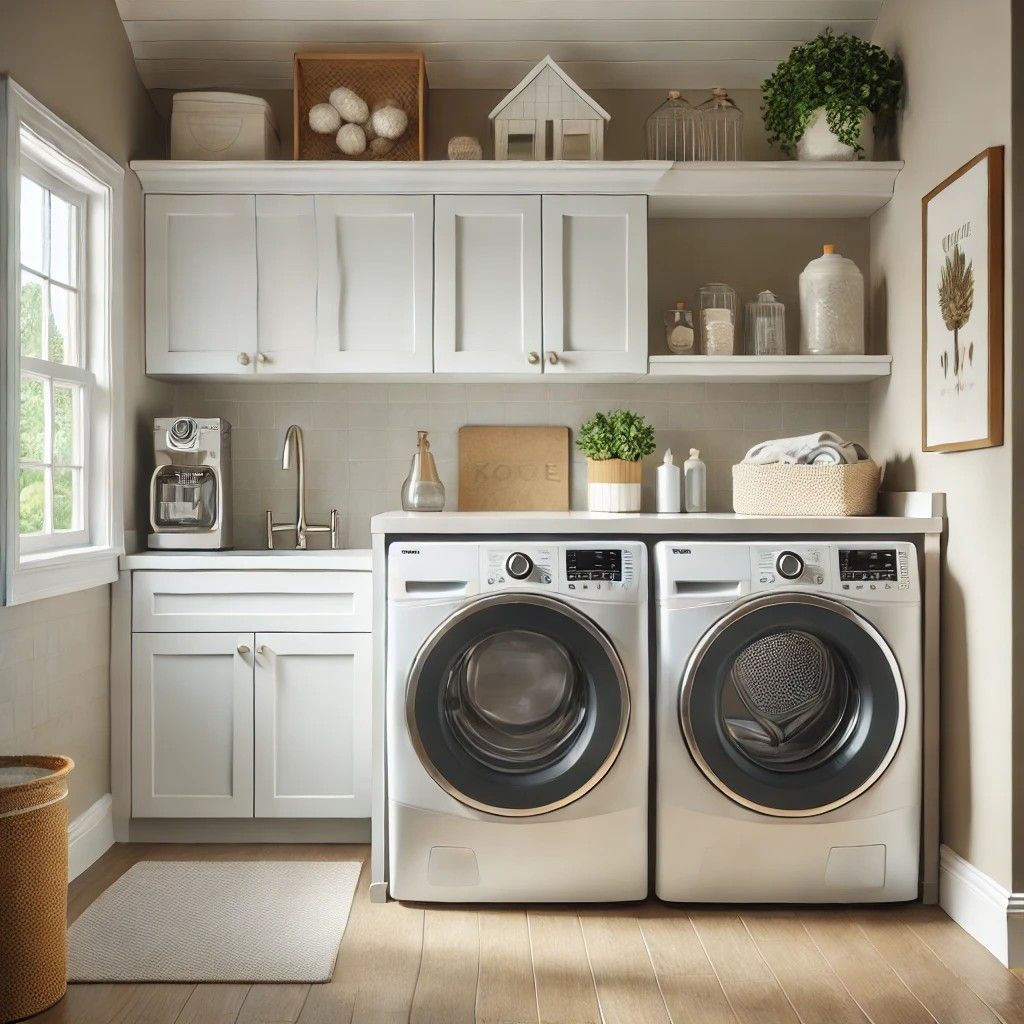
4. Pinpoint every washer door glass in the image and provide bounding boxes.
[680,594,905,816]
[408,594,630,816]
